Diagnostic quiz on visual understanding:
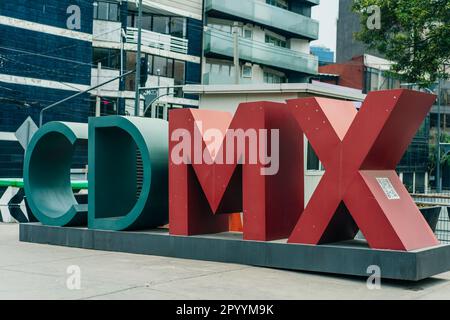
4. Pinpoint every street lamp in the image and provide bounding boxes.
[134,0,143,117]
